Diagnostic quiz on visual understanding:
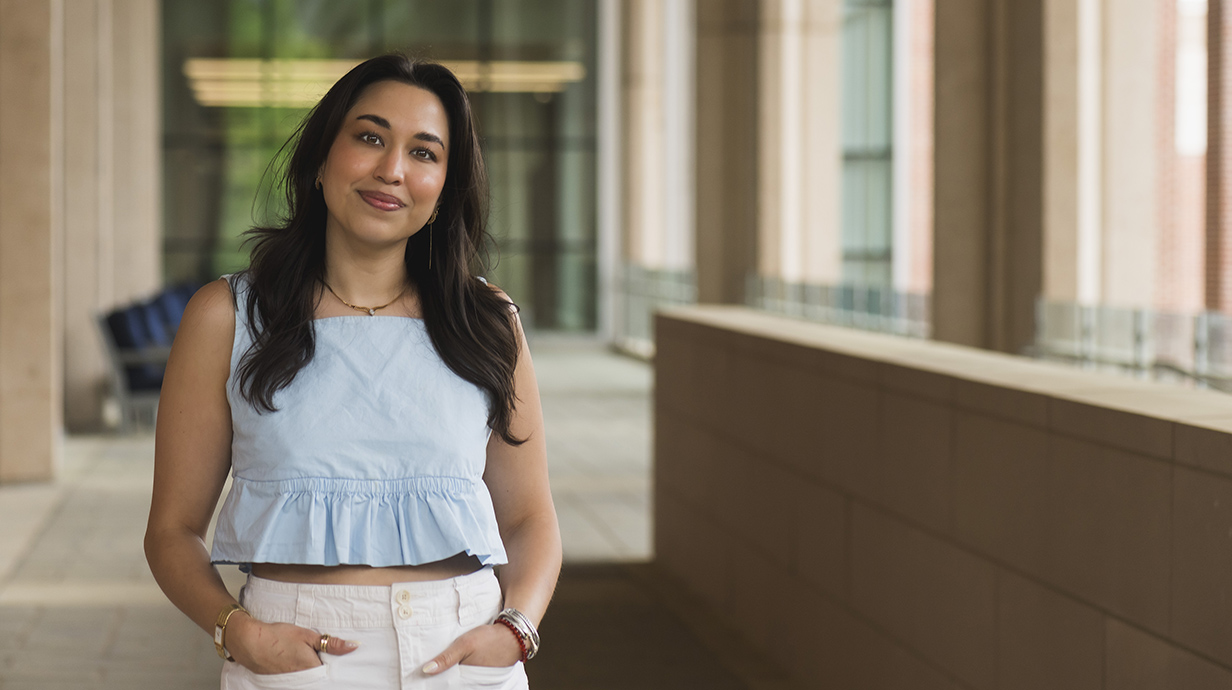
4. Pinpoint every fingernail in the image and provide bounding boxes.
[422,661,439,674]
[344,640,360,649]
